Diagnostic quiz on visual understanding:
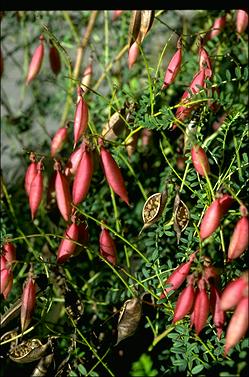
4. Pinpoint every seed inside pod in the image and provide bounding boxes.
[173,191,189,244]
